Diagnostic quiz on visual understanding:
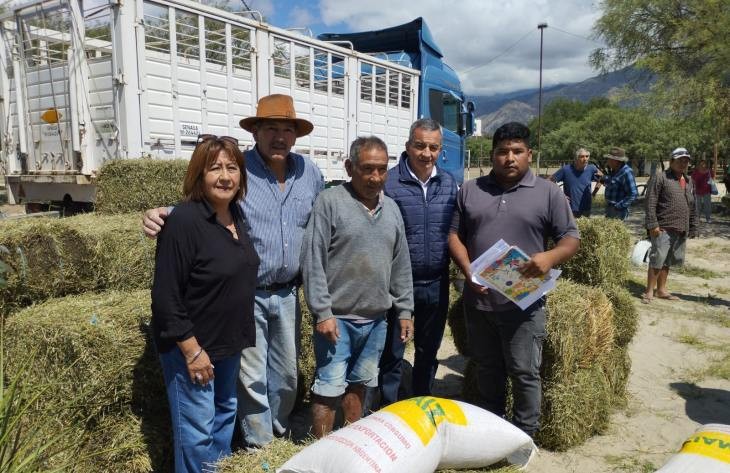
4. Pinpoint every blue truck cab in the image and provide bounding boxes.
[319,18,475,183]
